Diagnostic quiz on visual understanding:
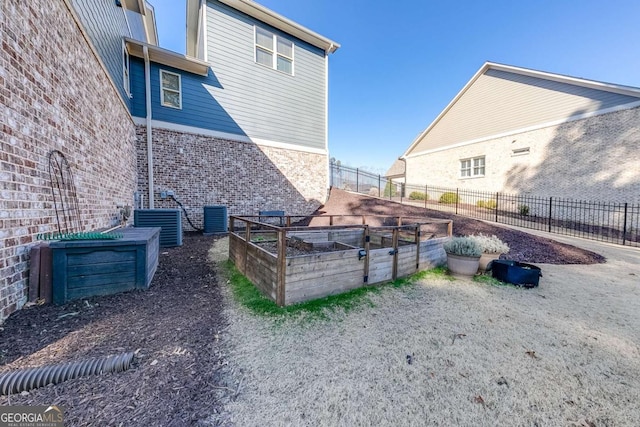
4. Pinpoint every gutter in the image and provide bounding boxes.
[143,45,154,209]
